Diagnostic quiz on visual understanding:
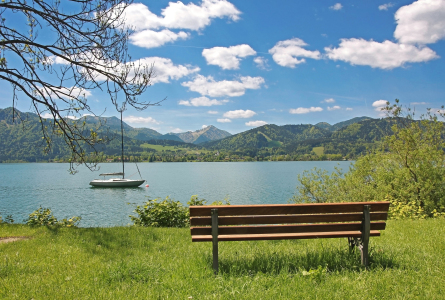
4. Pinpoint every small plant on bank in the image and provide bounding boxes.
[26,207,81,227]
[130,195,231,227]
[301,265,328,283]
[187,195,207,206]
[187,194,231,206]
[0,214,14,224]
[130,197,189,228]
